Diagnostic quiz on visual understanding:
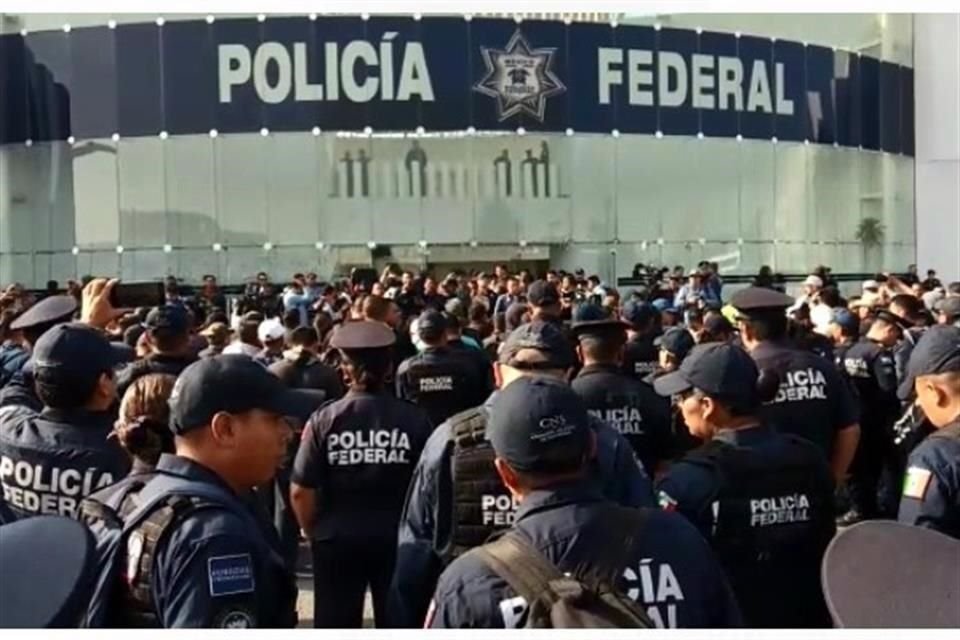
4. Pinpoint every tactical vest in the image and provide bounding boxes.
[440,407,515,564]
[682,436,833,627]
